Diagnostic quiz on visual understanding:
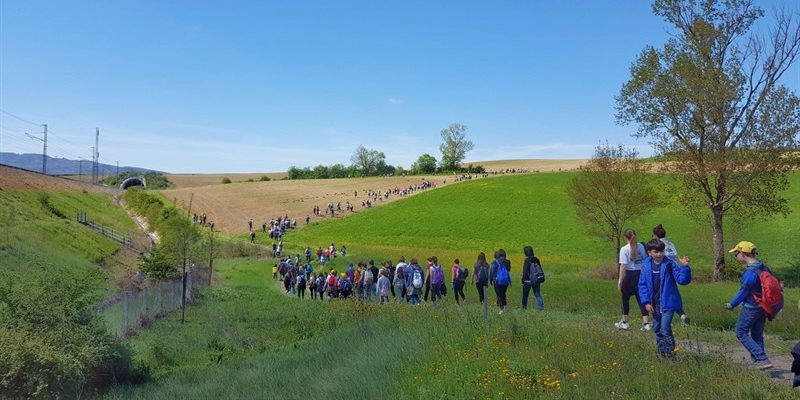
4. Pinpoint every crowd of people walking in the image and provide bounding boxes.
[272,246,547,313]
